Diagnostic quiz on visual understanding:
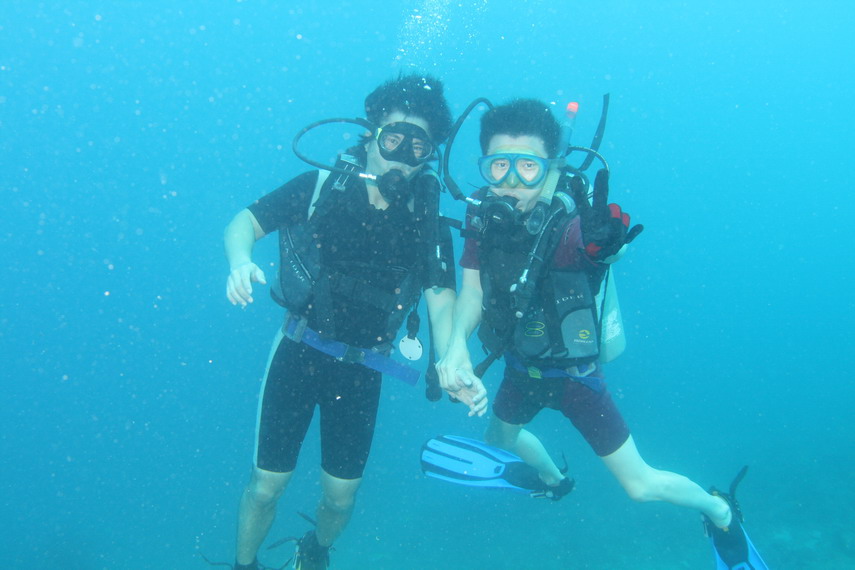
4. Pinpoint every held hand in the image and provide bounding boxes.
[226,262,267,306]
[436,340,477,393]
[569,169,644,261]
[441,365,488,418]
[453,372,488,417]
[436,343,489,417]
